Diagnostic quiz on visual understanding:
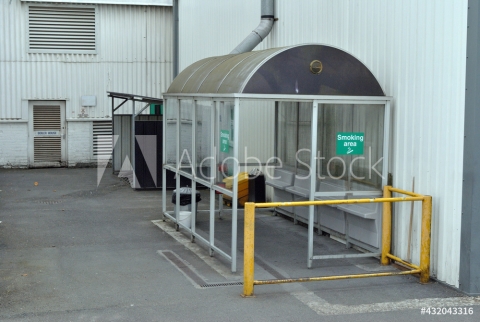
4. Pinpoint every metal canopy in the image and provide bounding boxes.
[107,91,164,104]
[107,91,163,188]
[167,44,385,96]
